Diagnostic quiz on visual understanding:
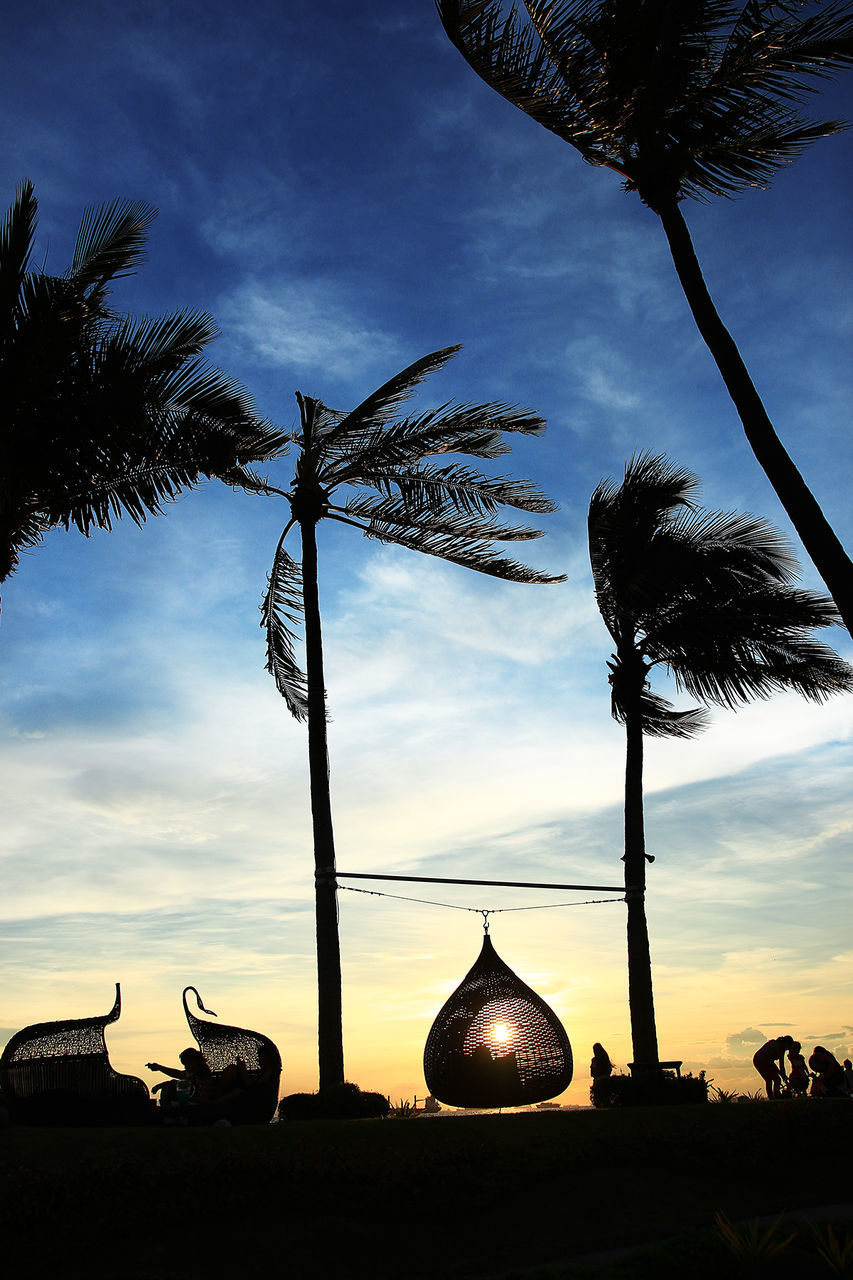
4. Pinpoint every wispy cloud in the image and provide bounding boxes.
[216,279,403,386]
